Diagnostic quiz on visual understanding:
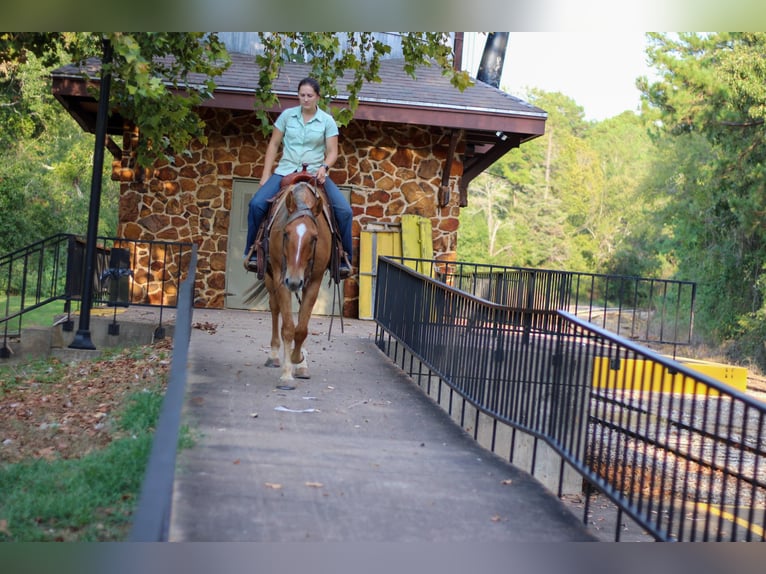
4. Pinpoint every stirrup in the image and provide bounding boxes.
[244,243,258,272]
[339,253,352,279]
